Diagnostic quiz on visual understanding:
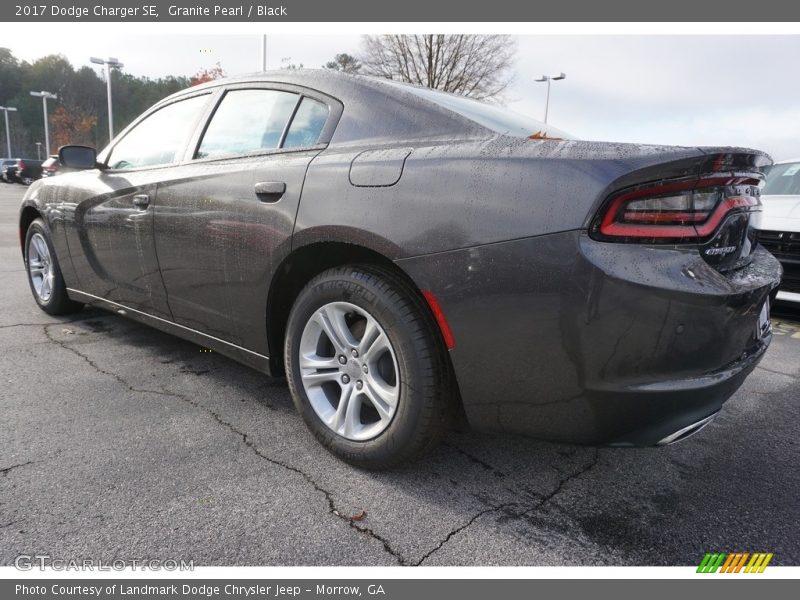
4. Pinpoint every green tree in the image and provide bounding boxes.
[323,53,362,74]
[0,49,192,156]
